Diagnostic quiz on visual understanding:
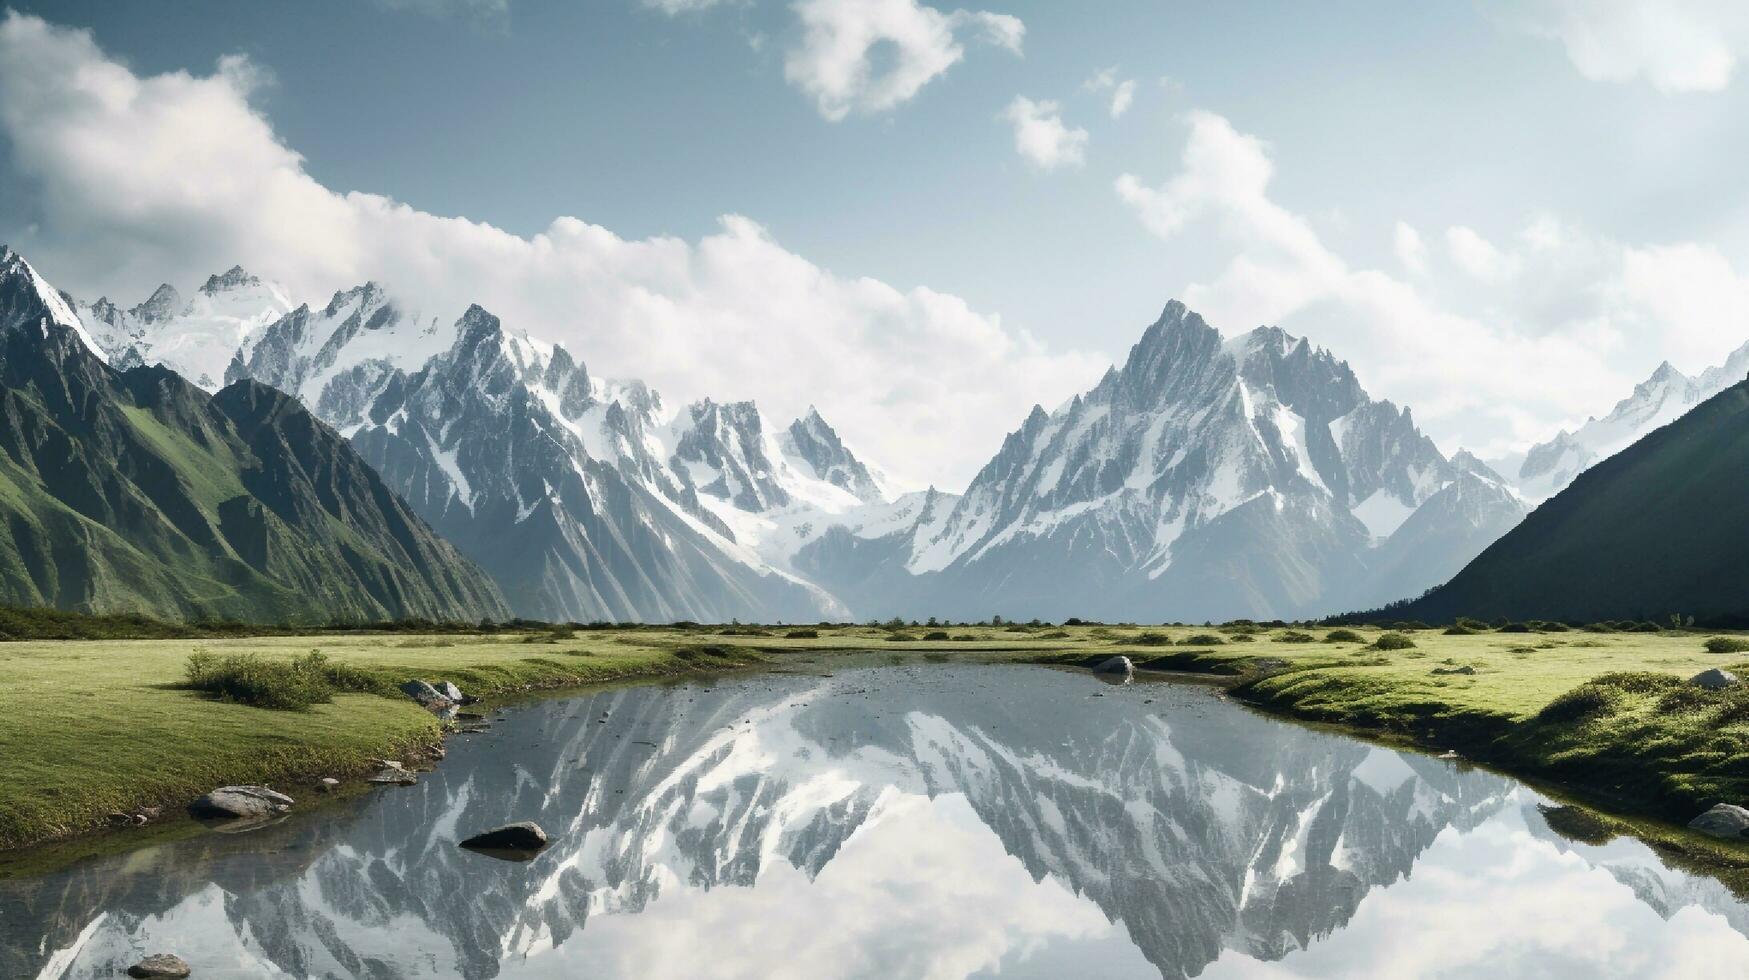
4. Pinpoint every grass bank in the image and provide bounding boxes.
[0,628,761,852]
[6,618,1749,862]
